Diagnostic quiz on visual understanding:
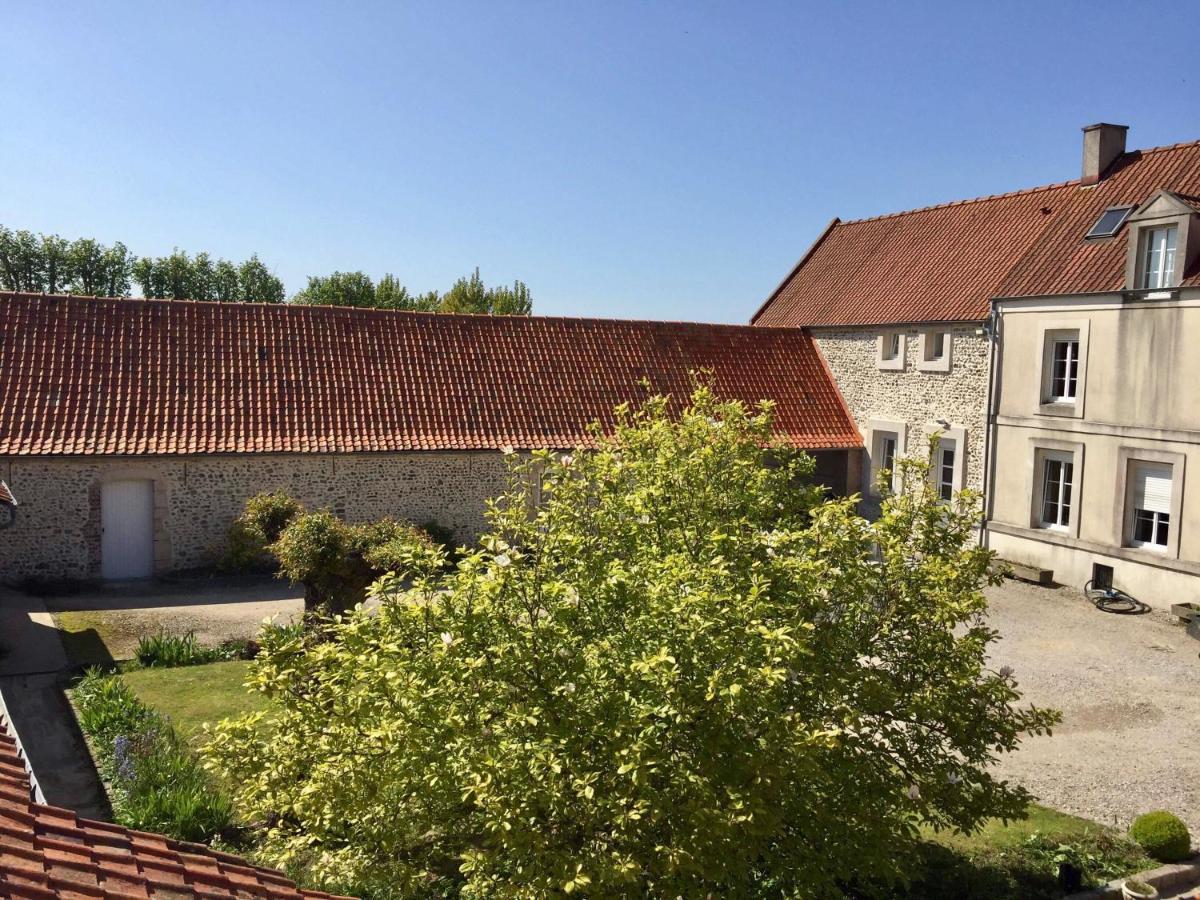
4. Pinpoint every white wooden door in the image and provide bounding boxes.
[101,480,155,579]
